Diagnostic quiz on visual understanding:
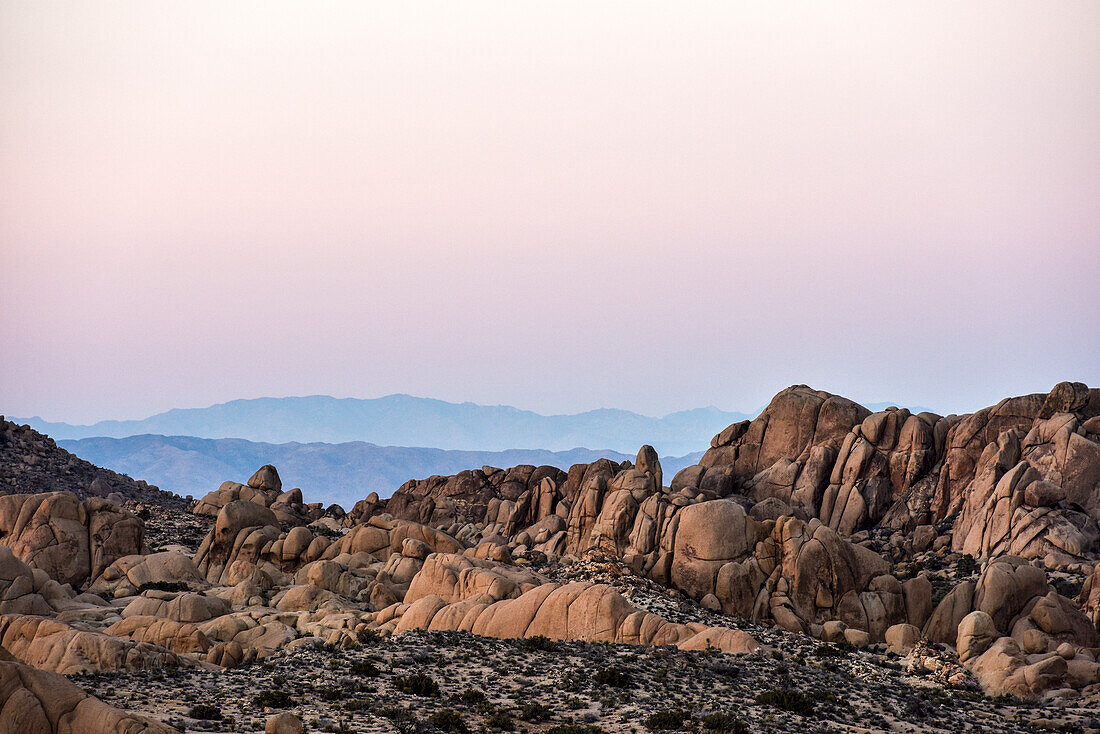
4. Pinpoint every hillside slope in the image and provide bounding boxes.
[0,417,187,509]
